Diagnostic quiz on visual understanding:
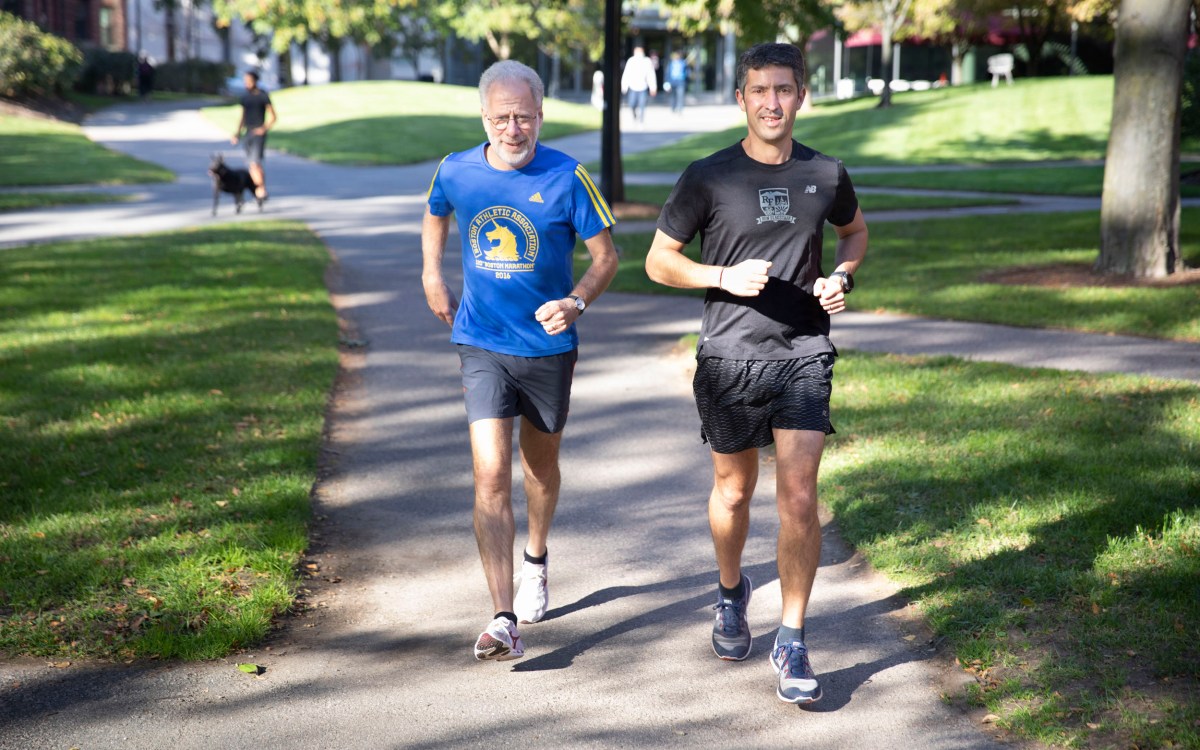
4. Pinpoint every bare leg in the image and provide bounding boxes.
[517,416,562,558]
[709,448,759,589]
[773,429,825,629]
[469,418,516,614]
[249,163,267,197]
